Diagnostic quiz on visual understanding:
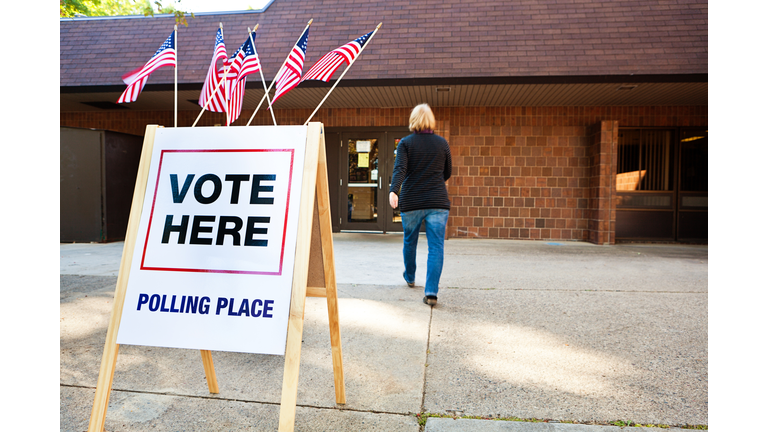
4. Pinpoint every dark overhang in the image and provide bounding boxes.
[60,73,708,112]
